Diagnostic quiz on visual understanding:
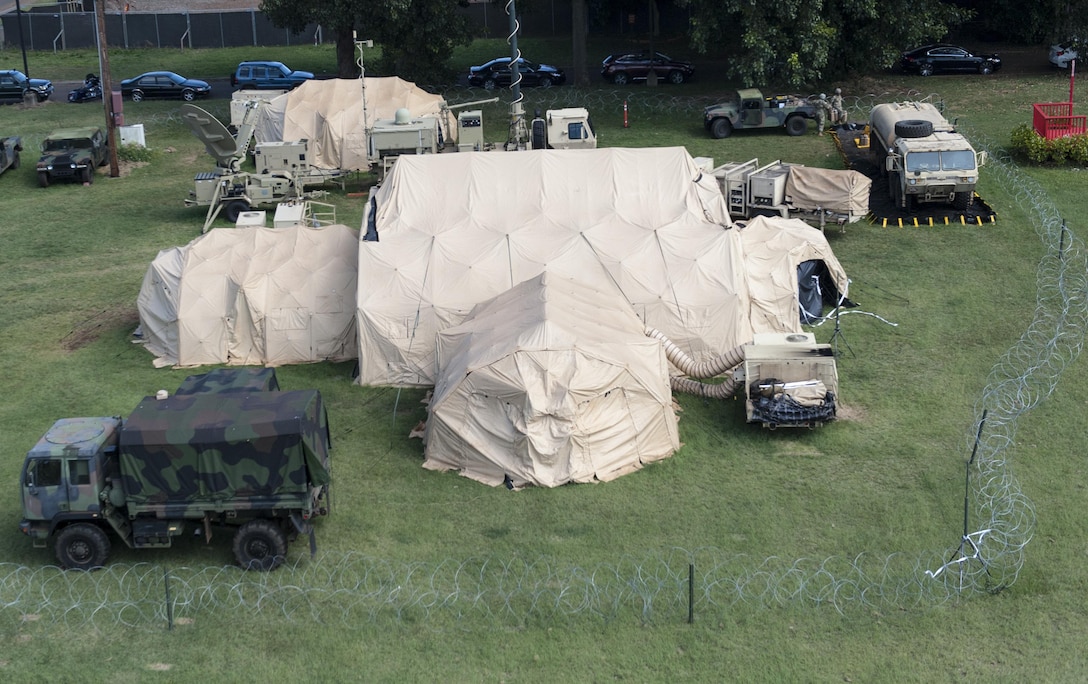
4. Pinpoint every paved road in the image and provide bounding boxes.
[53,76,233,101]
